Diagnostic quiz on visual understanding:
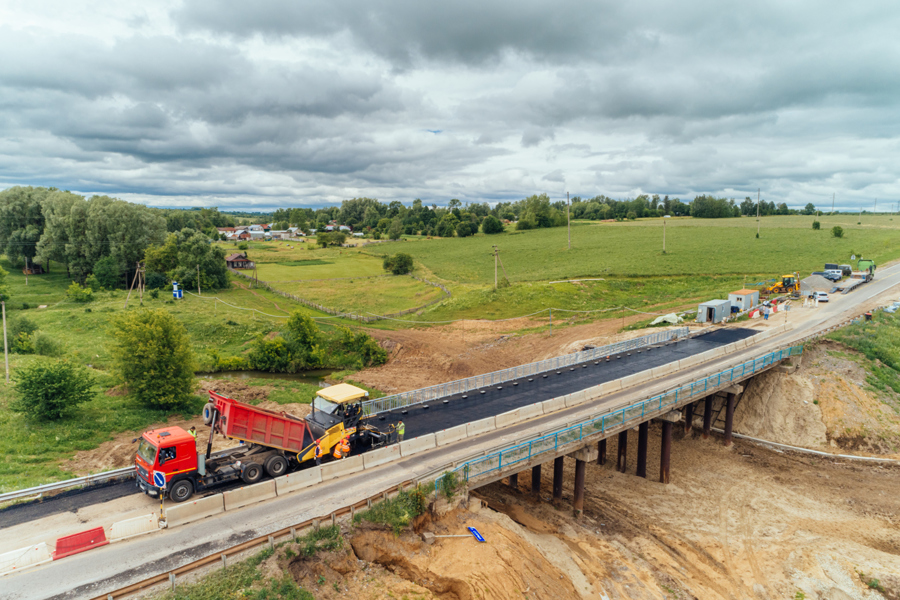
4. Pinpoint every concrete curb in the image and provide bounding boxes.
[399,434,437,458]
[435,424,468,447]
[223,480,277,511]
[109,513,159,542]
[0,543,52,576]
[466,417,496,437]
[361,445,401,468]
[164,494,224,528]
[320,455,365,480]
[275,468,322,495]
